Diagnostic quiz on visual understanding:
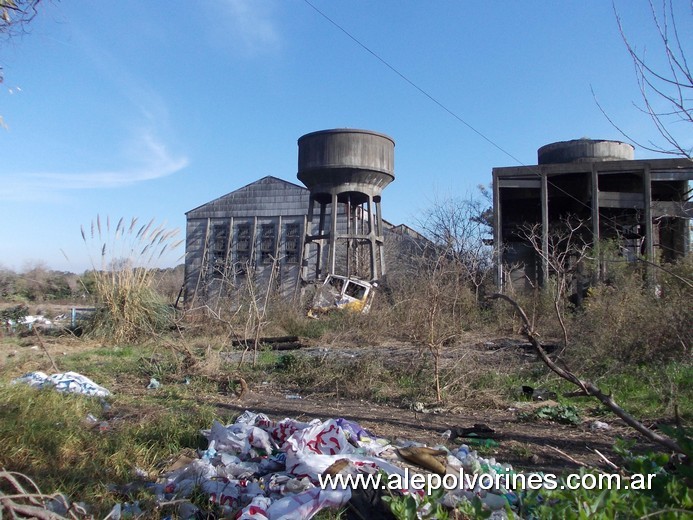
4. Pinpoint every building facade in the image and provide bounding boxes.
[183,175,425,306]
[184,176,311,305]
